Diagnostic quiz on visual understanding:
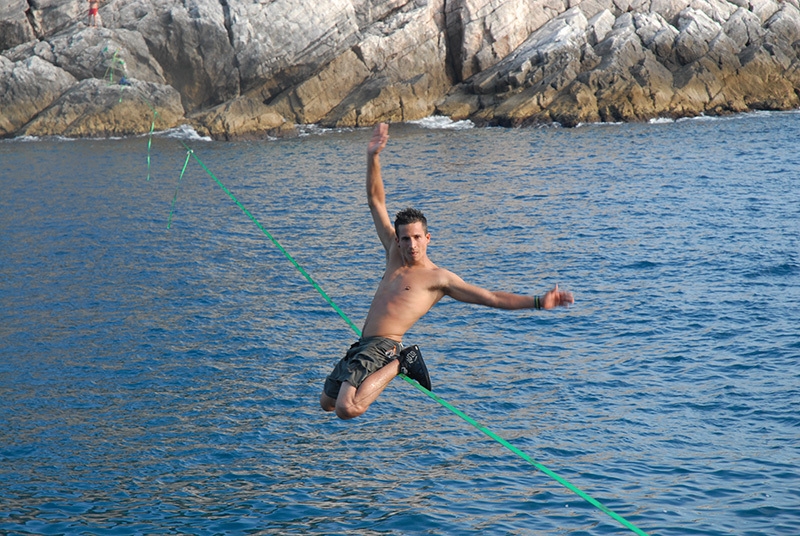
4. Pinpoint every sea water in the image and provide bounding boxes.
[1,112,798,535]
